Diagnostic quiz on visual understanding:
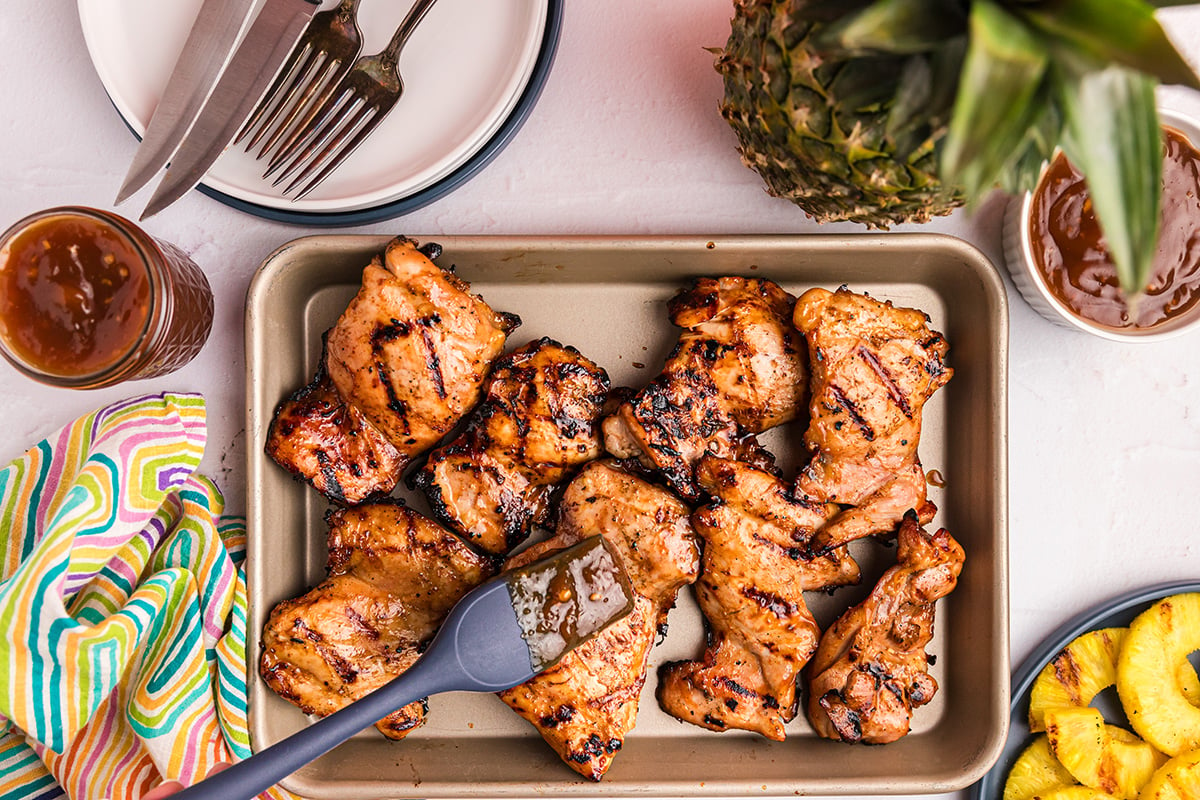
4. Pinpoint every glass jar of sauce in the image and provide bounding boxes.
[0,207,213,389]
[1029,125,1200,330]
